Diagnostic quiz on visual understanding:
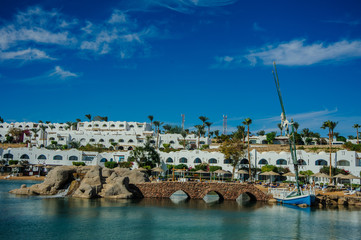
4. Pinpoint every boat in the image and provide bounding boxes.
[269,62,315,206]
